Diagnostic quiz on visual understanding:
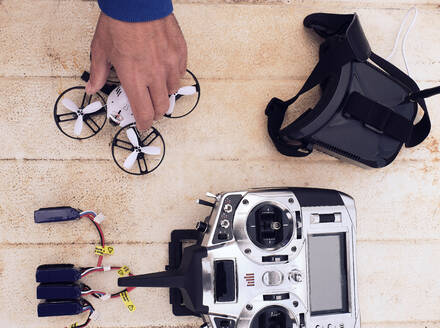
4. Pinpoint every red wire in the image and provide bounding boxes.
[81,267,136,296]
[81,268,101,278]
[82,266,121,278]
[79,213,136,297]
[111,287,136,298]
[81,214,105,267]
